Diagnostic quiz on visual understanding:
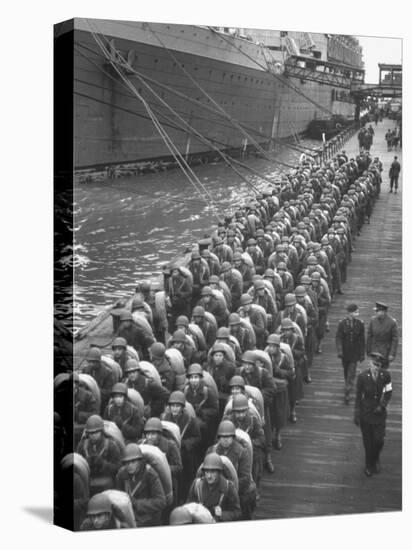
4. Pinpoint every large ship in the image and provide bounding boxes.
[57,18,364,171]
